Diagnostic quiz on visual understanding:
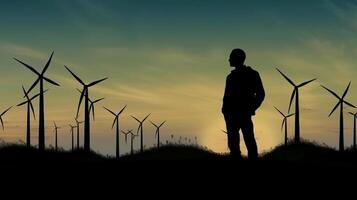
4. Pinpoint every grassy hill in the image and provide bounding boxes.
[0,141,357,166]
